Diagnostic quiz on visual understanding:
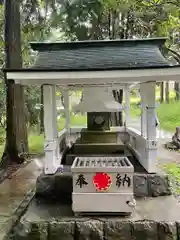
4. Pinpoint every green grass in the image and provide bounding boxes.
[28,114,87,156]
[0,114,87,159]
[130,87,180,133]
[57,114,87,130]
[0,134,45,159]
[130,100,180,132]
[0,144,4,159]
[130,104,141,118]
[163,163,180,194]
[163,163,180,179]
[28,134,44,155]
[157,101,180,132]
